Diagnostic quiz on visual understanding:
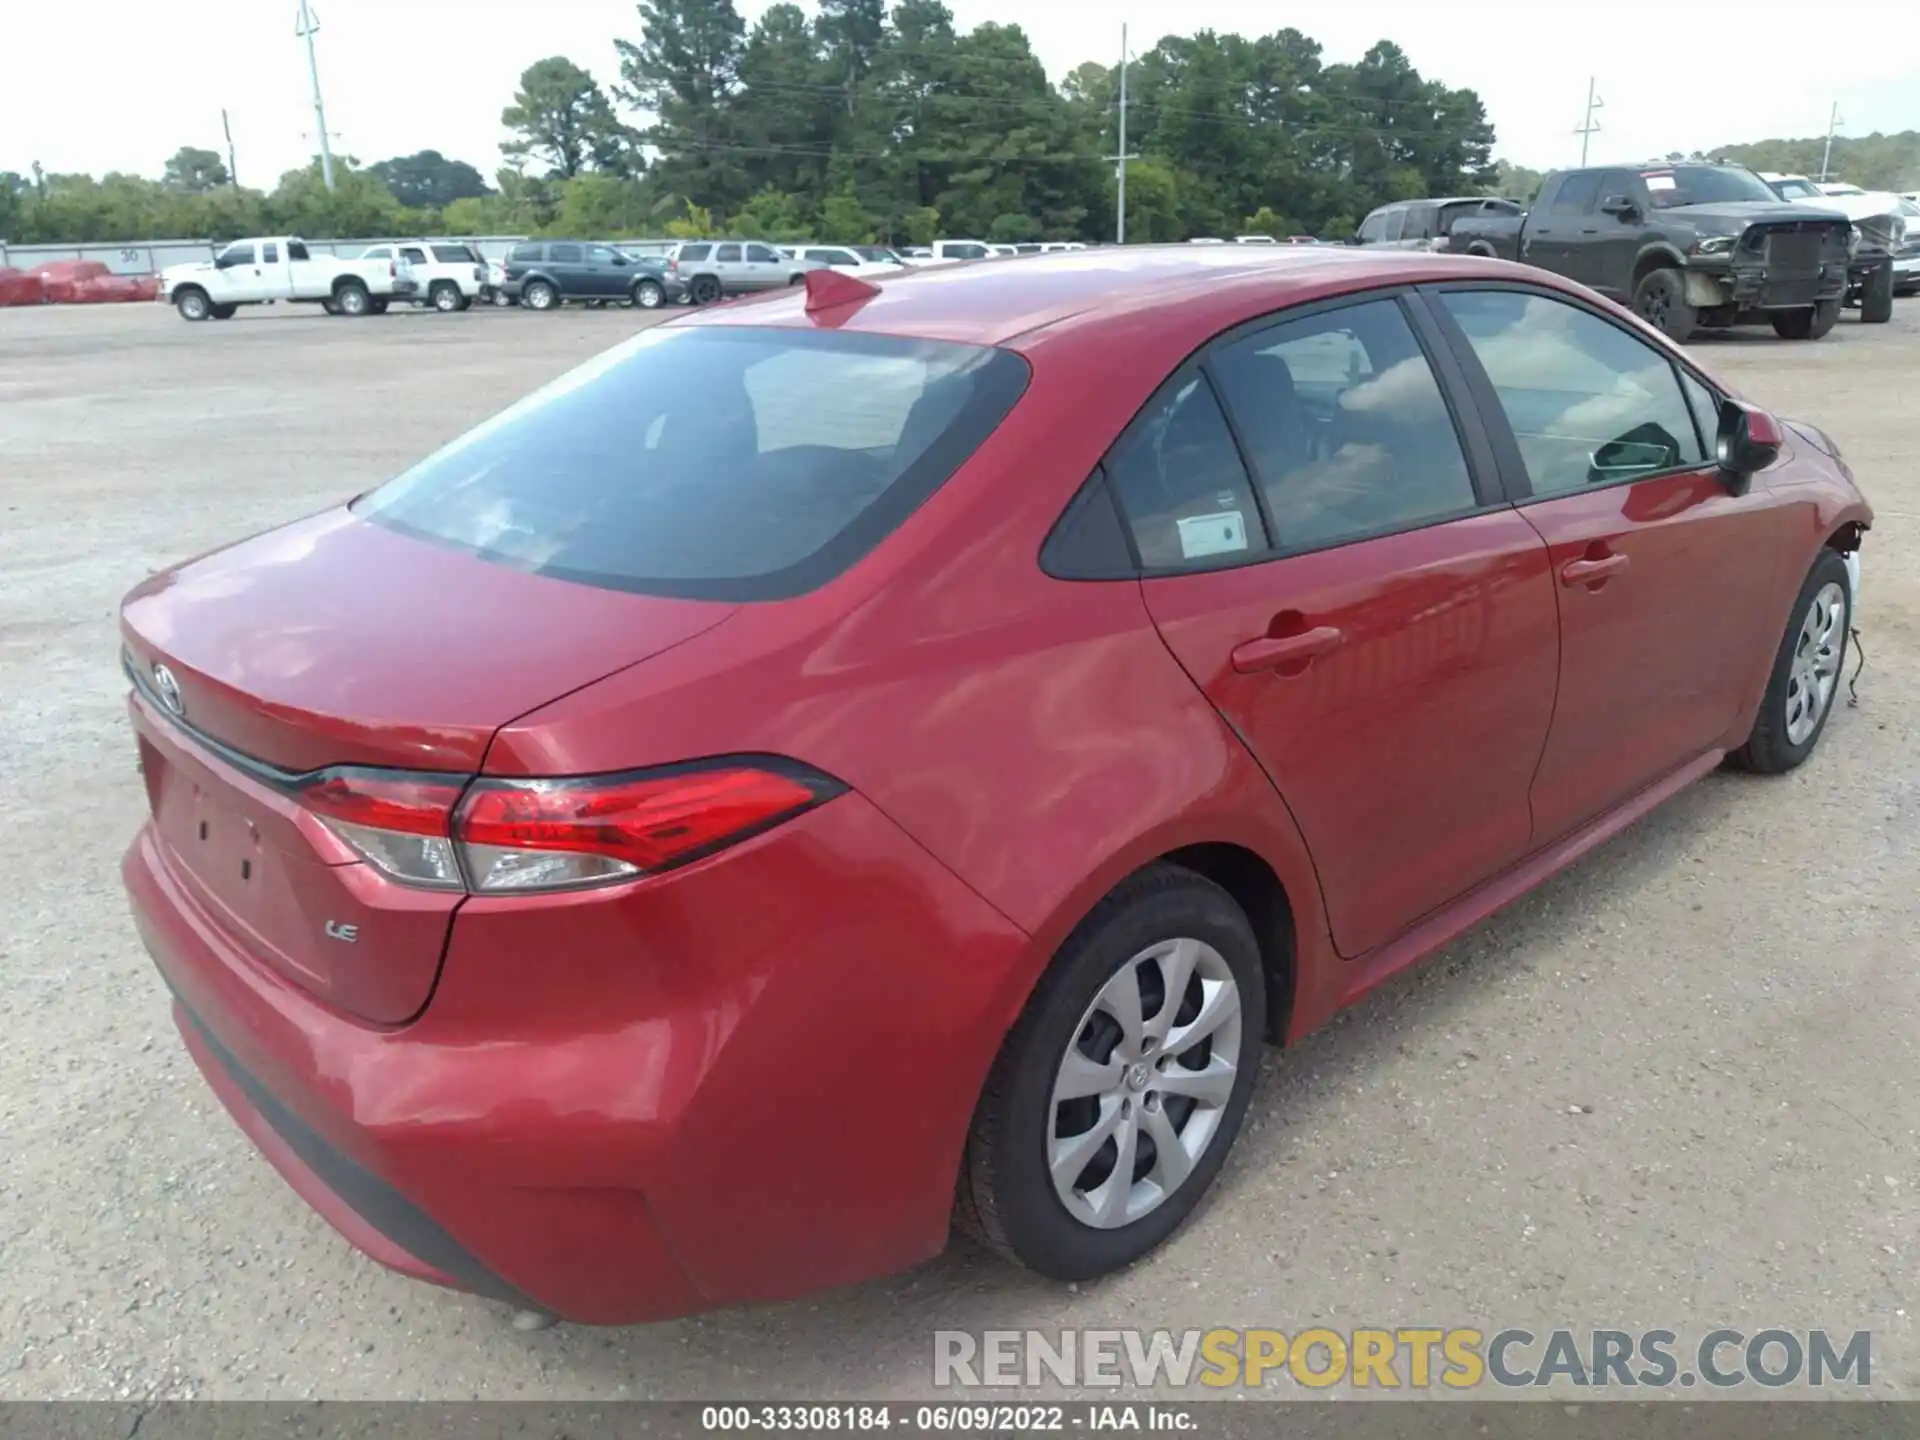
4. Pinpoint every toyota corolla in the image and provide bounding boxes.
[121,249,1870,1324]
